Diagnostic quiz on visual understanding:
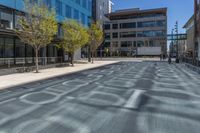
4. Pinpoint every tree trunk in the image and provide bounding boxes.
[92,51,94,64]
[35,49,39,73]
[88,45,91,62]
[71,52,74,66]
